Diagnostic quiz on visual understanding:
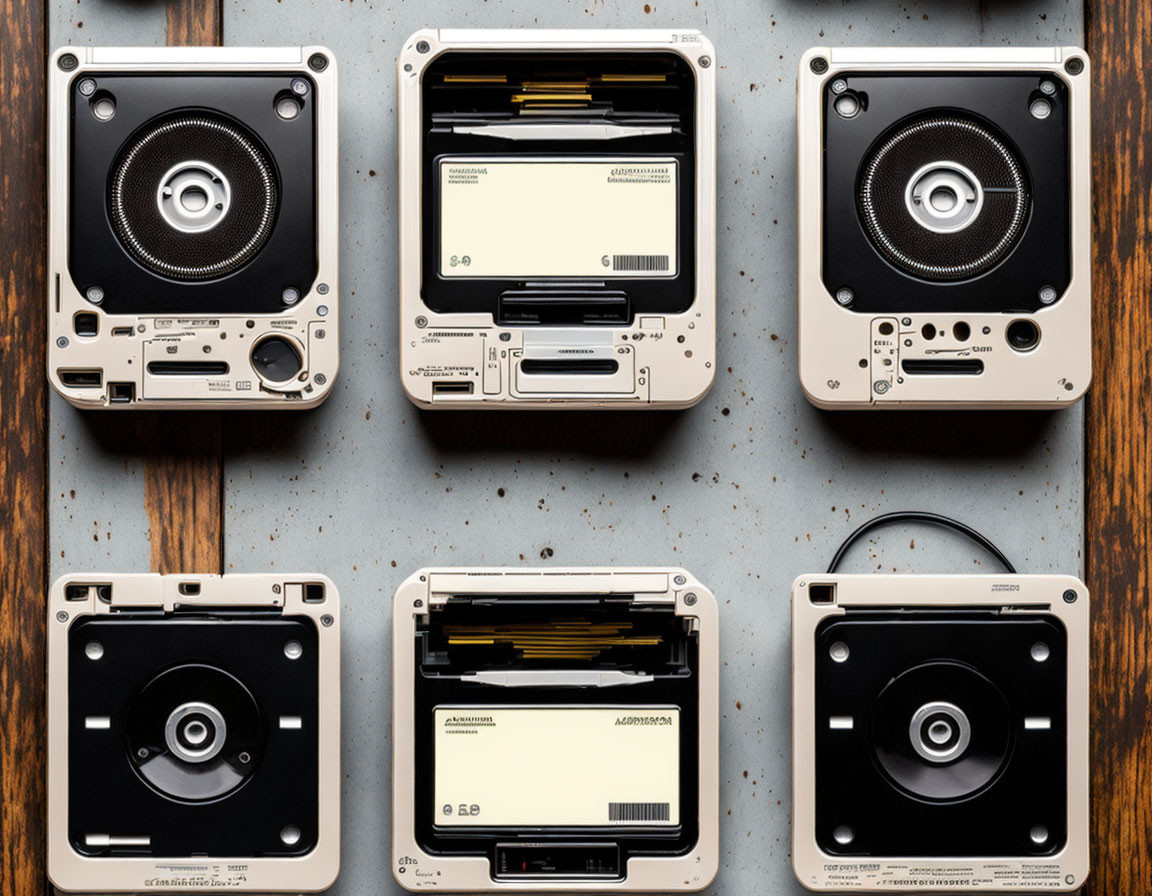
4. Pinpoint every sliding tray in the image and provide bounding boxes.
[392,568,718,891]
